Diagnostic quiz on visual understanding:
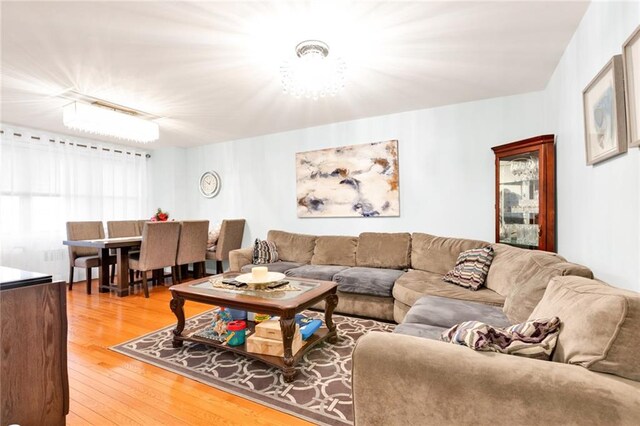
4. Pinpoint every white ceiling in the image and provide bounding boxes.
[1,1,589,149]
